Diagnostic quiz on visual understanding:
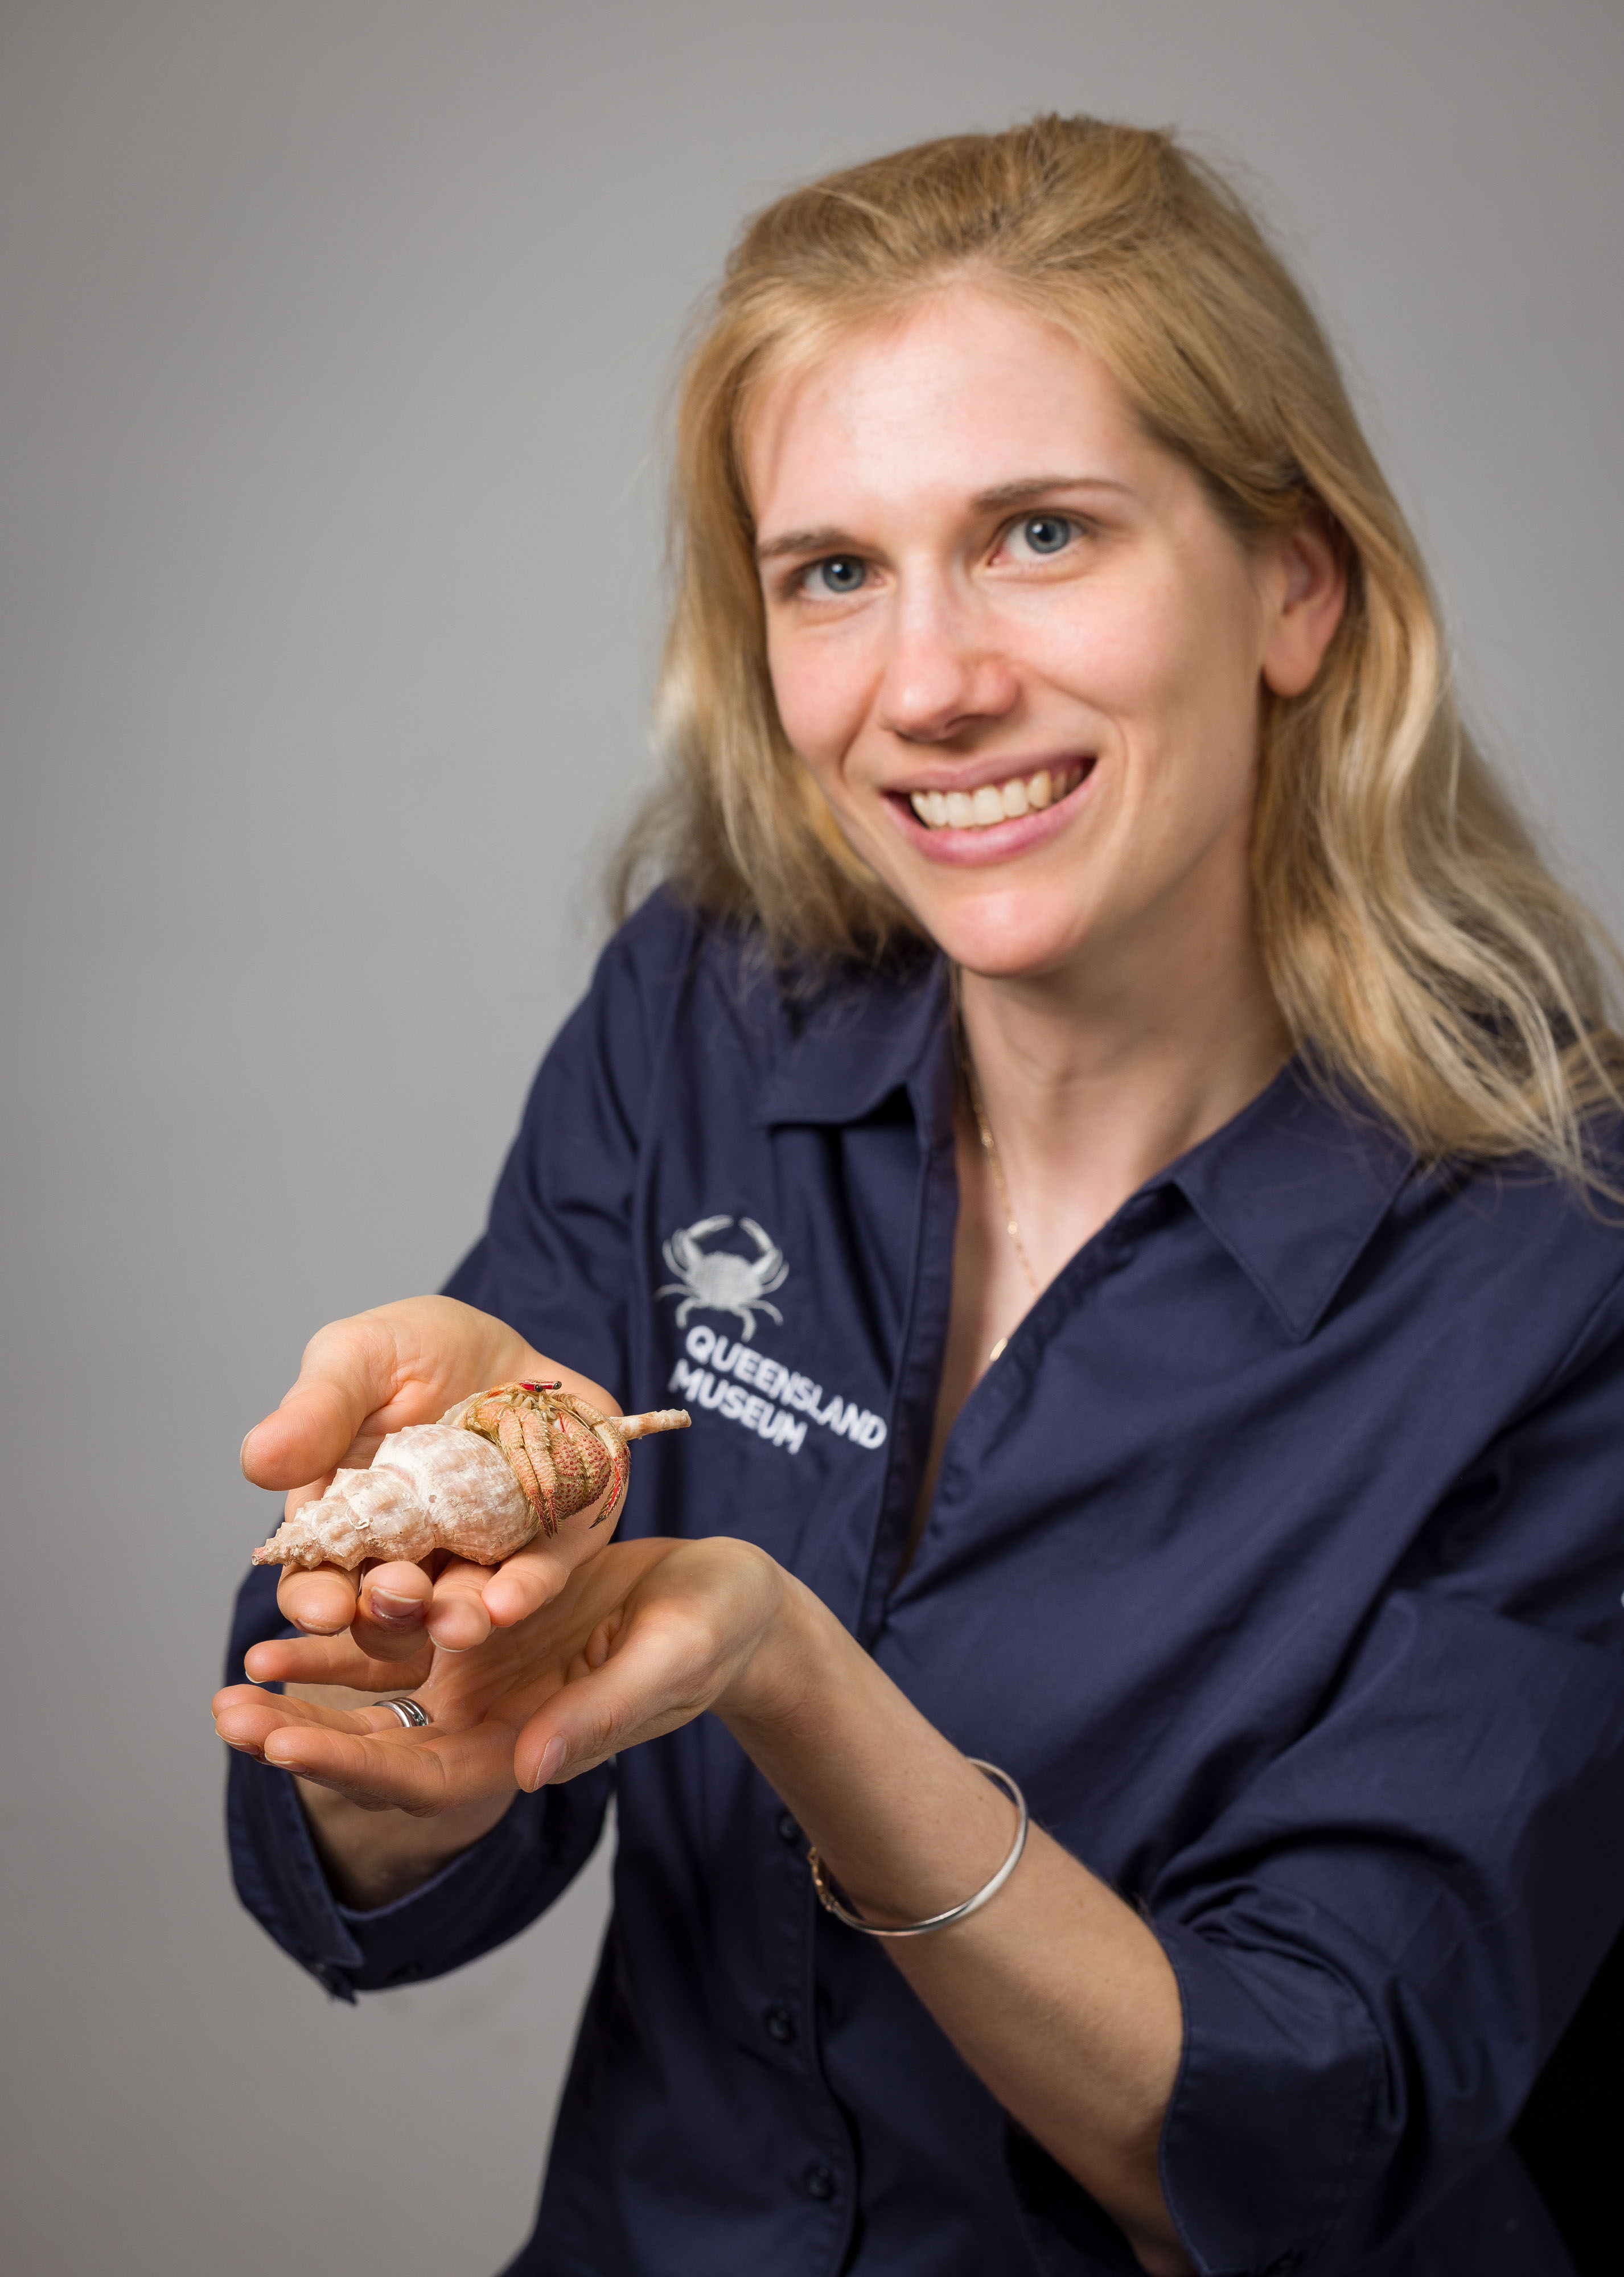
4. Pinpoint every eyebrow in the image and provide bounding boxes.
[755,525,853,564]
[972,474,1132,509]
[753,475,1132,562]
